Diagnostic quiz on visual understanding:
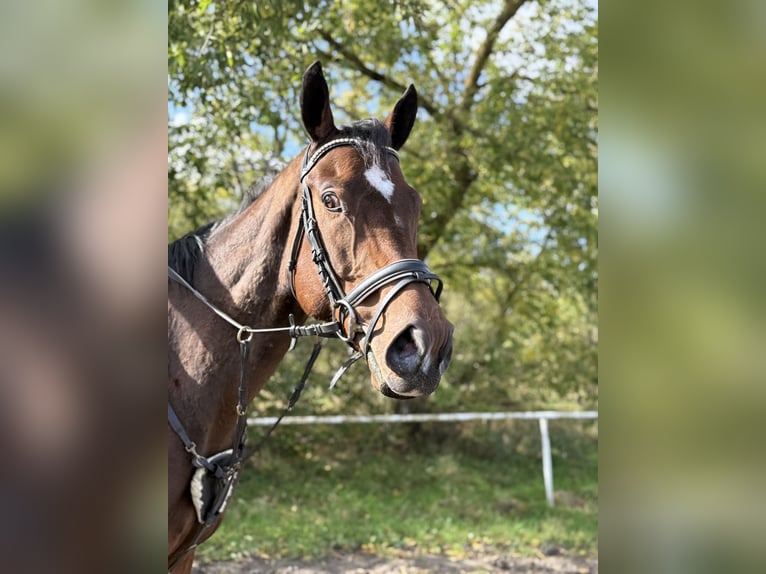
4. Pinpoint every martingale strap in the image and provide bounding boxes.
[168,265,339,351]
[167,336,253,572]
